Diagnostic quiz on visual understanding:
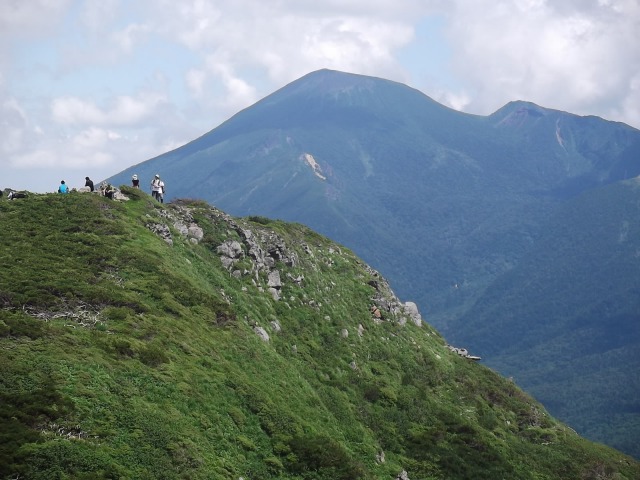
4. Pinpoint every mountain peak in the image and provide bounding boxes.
[490,100,551,126]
